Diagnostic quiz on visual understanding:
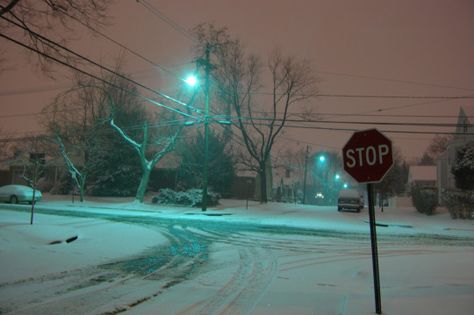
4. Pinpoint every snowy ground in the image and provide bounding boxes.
[1,195,473,314]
